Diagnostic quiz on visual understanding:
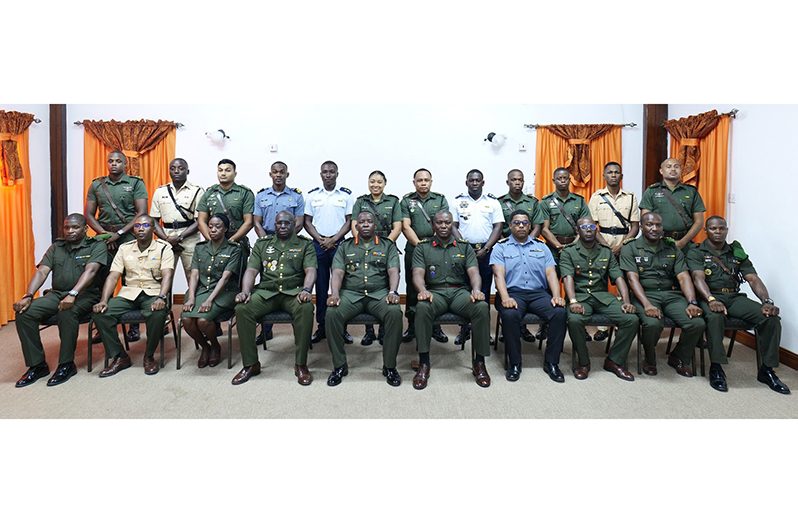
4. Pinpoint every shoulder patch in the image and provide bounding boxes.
[730,240,748,261]
[308,187,320,194]
[663,237,677,247]
[340,187,352,194]
[292,187,302,194]
[417,239,430,245]
[487,193,498,199]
